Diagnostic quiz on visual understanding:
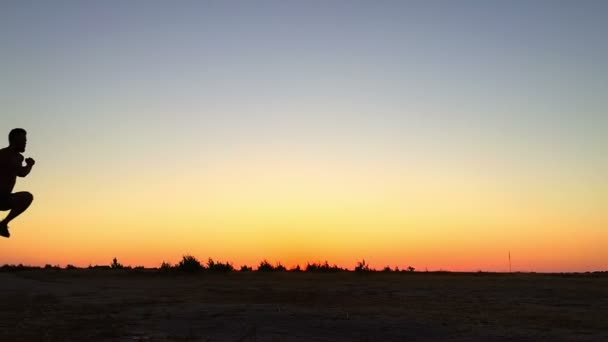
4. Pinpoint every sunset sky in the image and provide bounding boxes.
[1,1,606,272]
